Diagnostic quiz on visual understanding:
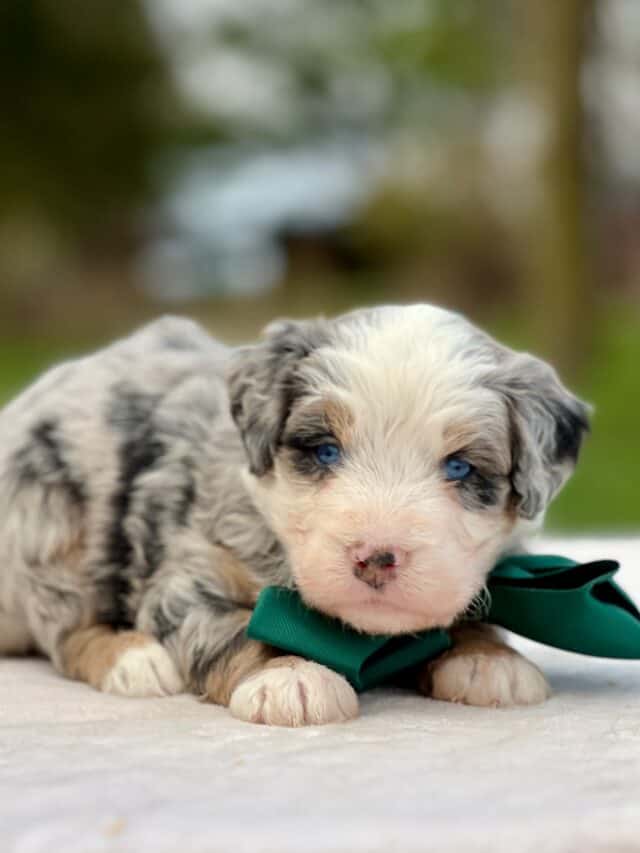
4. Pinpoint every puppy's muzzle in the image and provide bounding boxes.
[349,545,406,591]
